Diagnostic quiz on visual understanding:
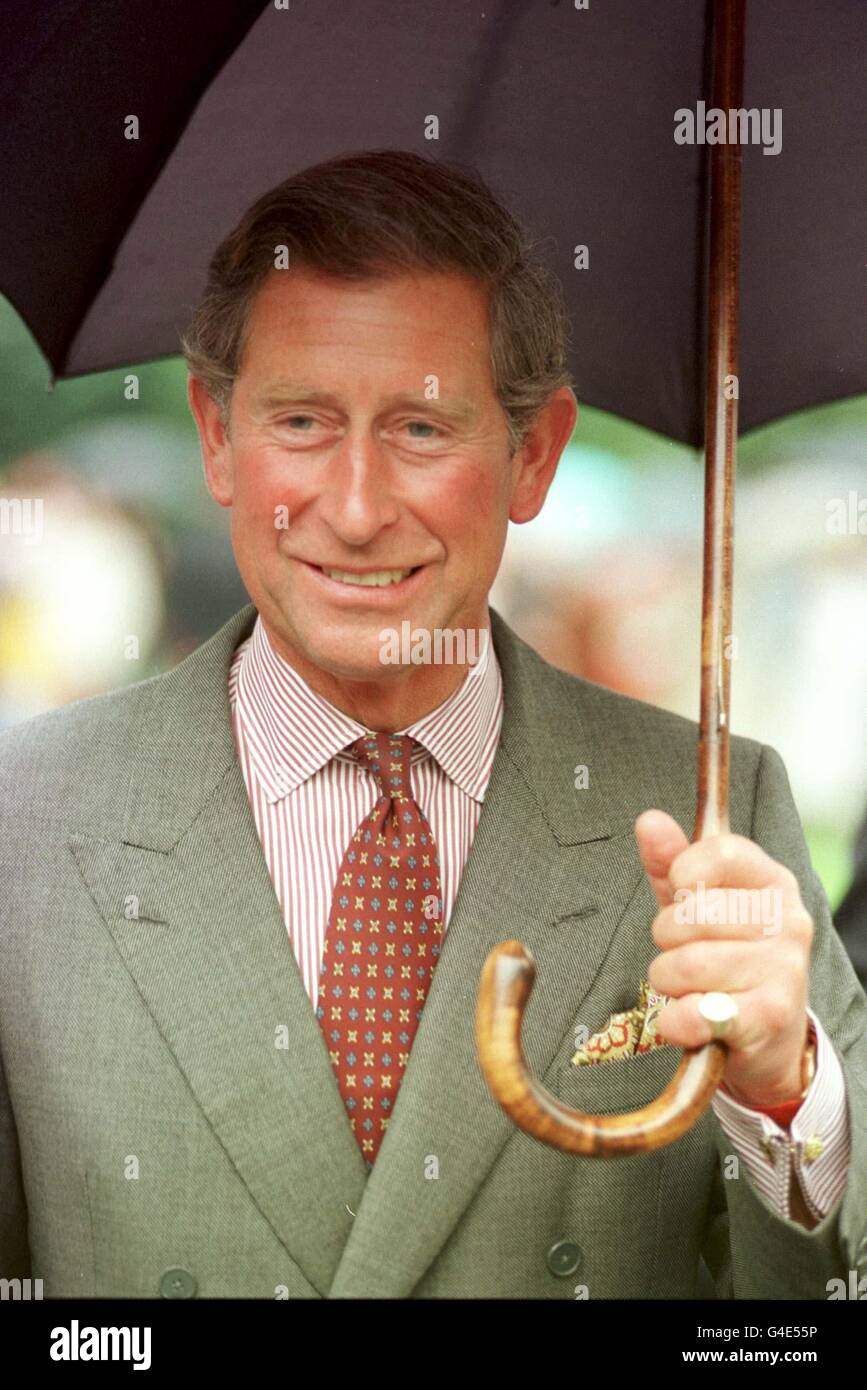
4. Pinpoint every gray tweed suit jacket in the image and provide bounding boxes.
[1,602,866,1299]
